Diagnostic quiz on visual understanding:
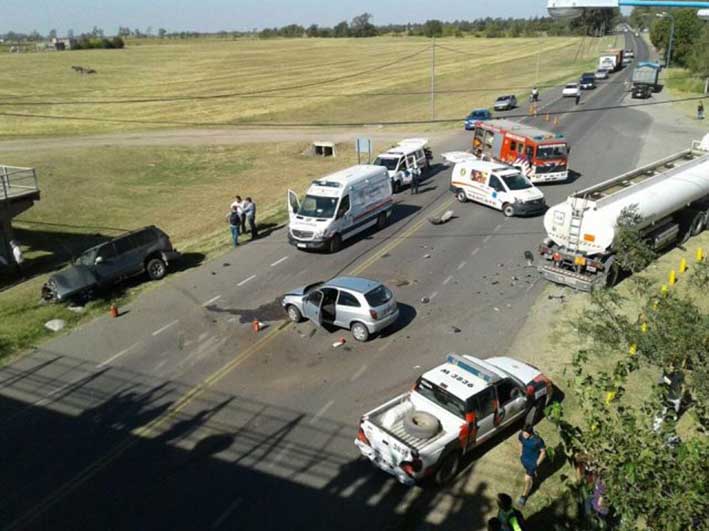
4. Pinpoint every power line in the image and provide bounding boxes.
[1,94,705,128]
